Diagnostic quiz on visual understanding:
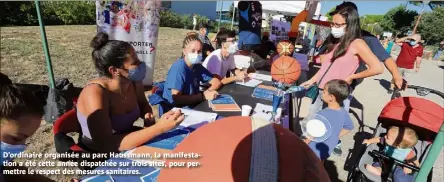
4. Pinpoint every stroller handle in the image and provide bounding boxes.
[407,85,444,99]
[369,150,420,172]
[392,82,444,100]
